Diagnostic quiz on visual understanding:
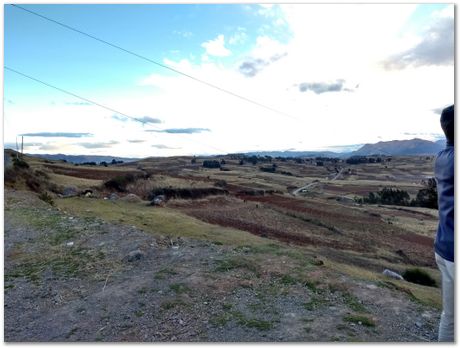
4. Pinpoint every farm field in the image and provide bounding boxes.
[4,150,442,342]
